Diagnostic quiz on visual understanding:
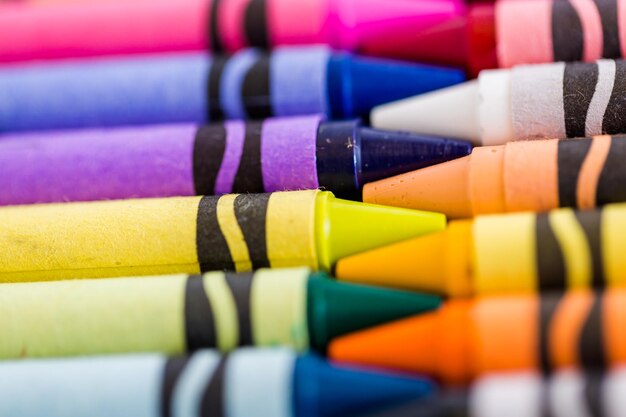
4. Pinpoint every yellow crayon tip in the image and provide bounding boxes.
[335,220,474,297]
[315,192,446,271]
